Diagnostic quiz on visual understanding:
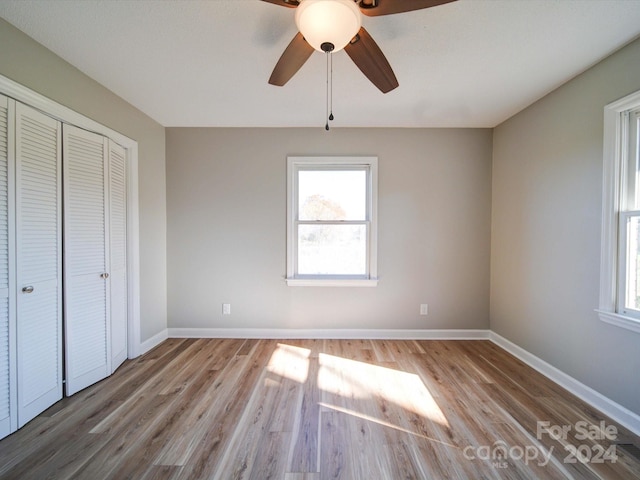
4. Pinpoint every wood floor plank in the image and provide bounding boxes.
[0,429,110,479]
[487,420,572,479]
[139,465,184,480]
[107,368,225,479]
[283,338,323,358]
[73,390,182,479]
[157,338,225,395]
[237,338,259,356]
[249,431,291,480]
[284,474,320,480]
[318,411,350,480]
[384,439,425,480]
[288,356,320,474]
[0,339,638,479]
[212,350,302,479]
[370,339,398,362]
[0,339,190,476]
[155,354,252,467]
[173,339,276,479]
